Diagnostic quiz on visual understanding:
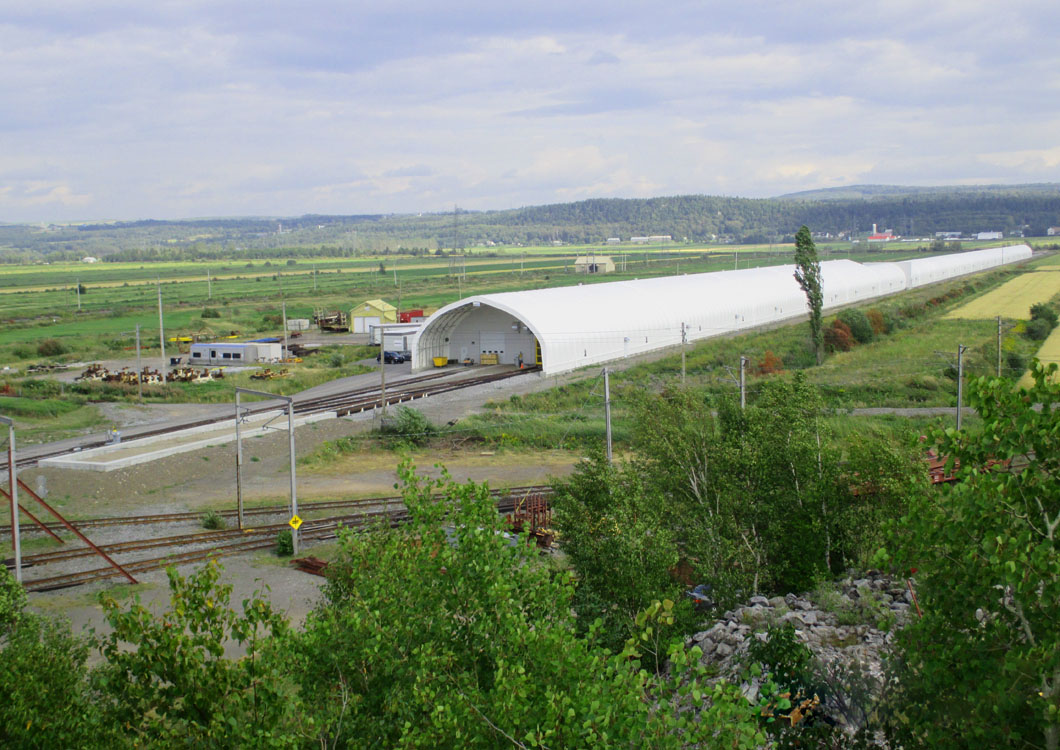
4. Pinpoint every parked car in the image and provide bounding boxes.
[377,350,405,364]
